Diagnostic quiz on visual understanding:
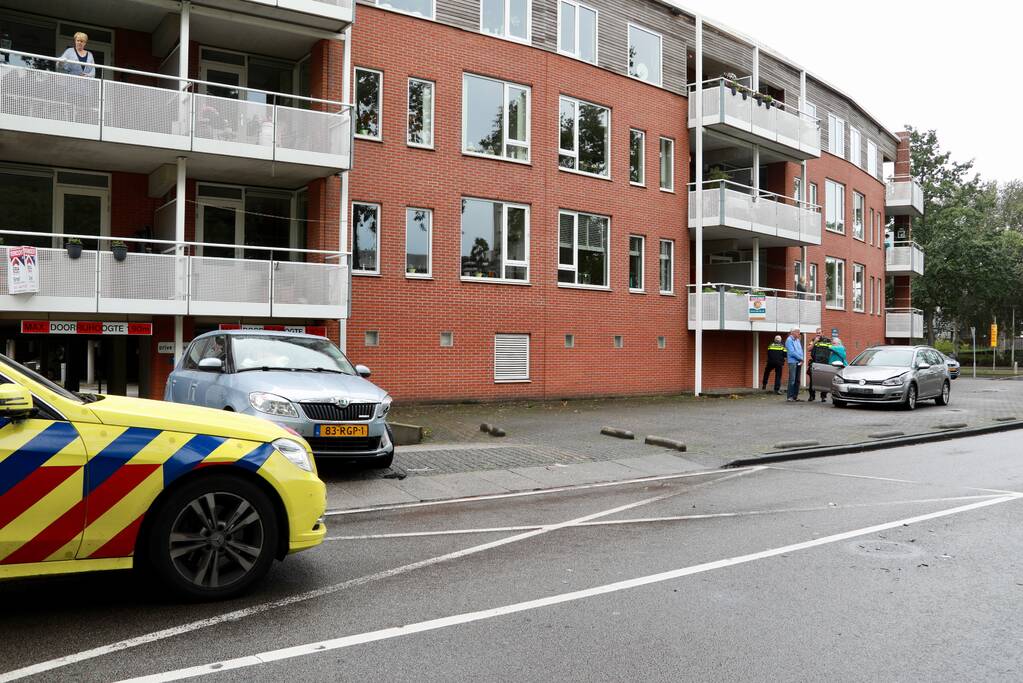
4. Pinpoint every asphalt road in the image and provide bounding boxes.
[2,432,1022,682]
